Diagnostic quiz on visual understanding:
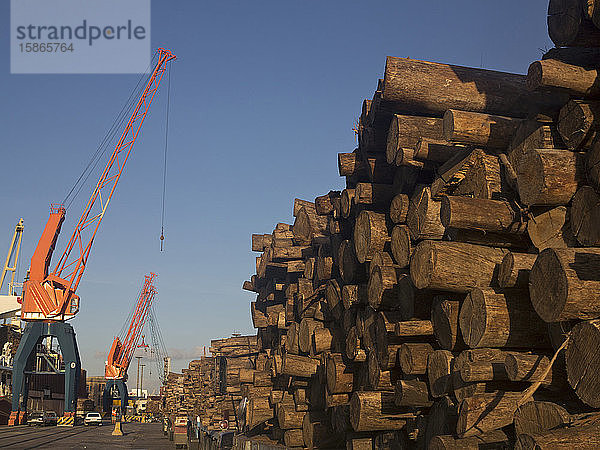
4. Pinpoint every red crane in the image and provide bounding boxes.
[10,48,176,426]
[103,273,157,412]
[105,273,157,381]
